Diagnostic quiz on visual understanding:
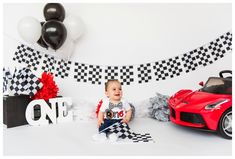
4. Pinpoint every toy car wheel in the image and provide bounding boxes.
[218,108,232,139]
